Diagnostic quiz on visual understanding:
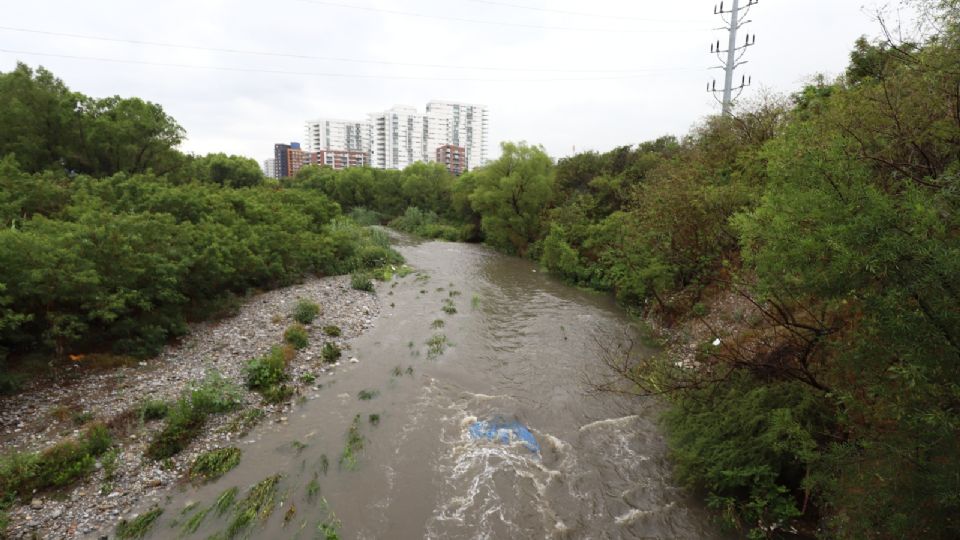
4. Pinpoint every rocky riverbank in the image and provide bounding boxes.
[0,275,381,539]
